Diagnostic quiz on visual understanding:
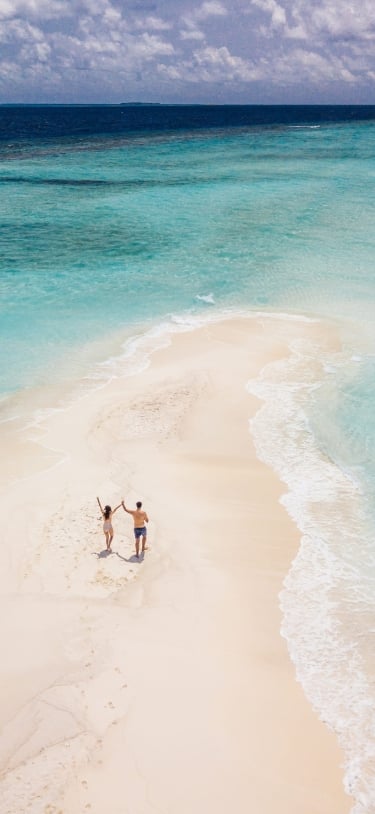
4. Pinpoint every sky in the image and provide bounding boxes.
[0,0,374,104]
